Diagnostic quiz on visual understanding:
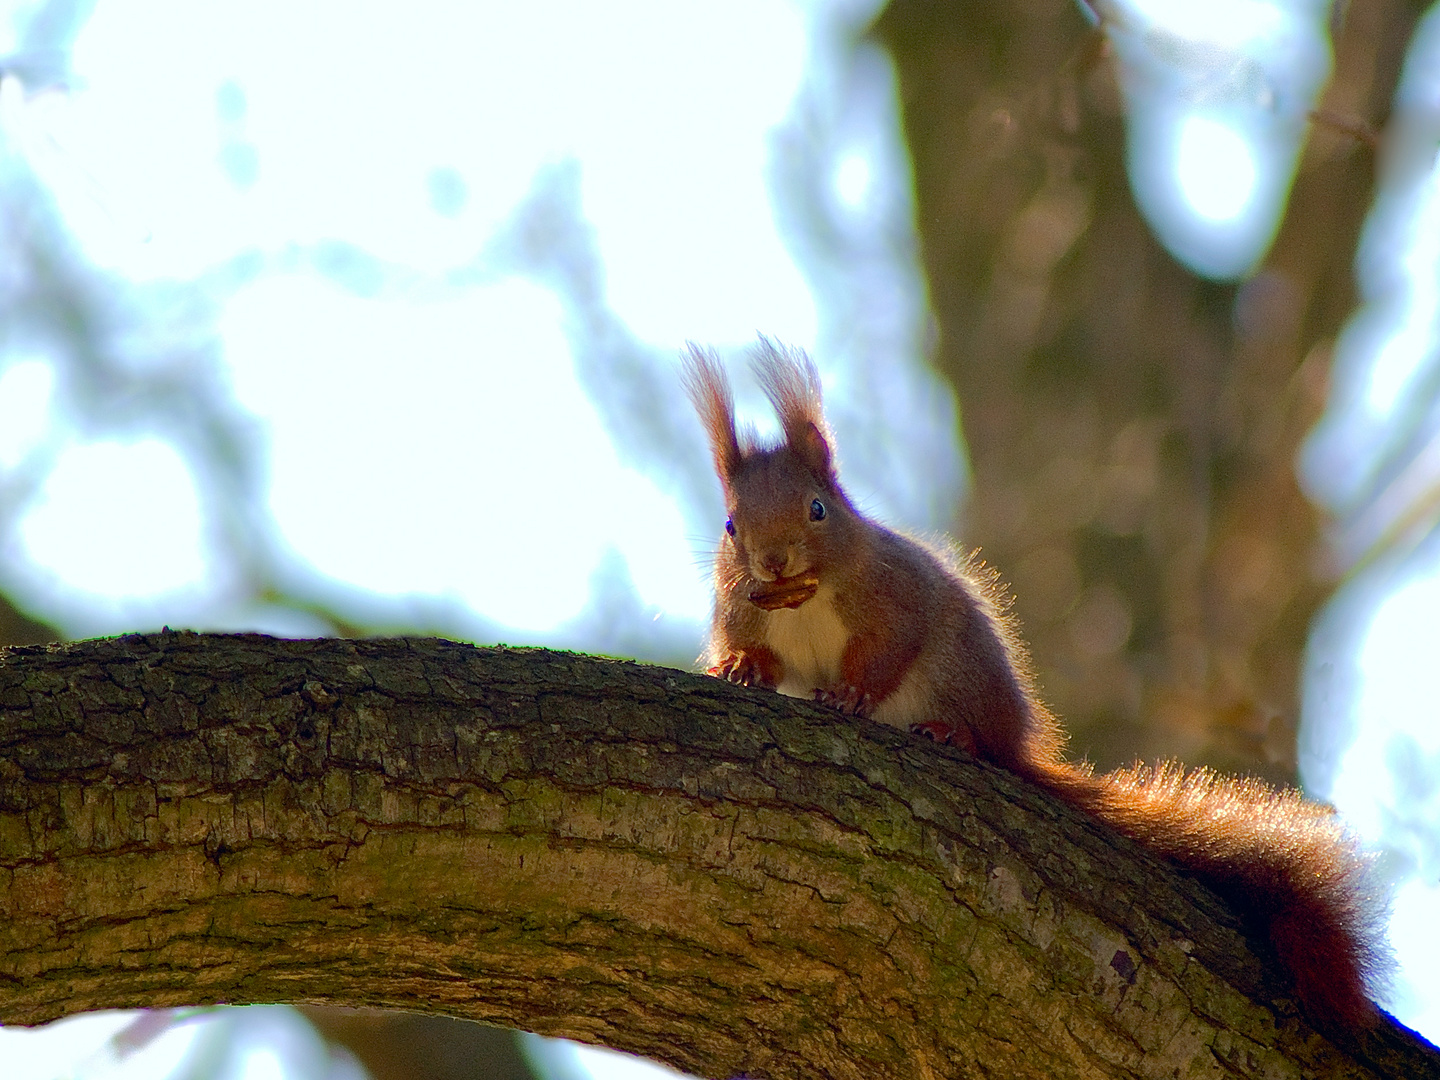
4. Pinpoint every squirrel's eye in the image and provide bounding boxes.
[810,499,826,521]
[725,518,736,537]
